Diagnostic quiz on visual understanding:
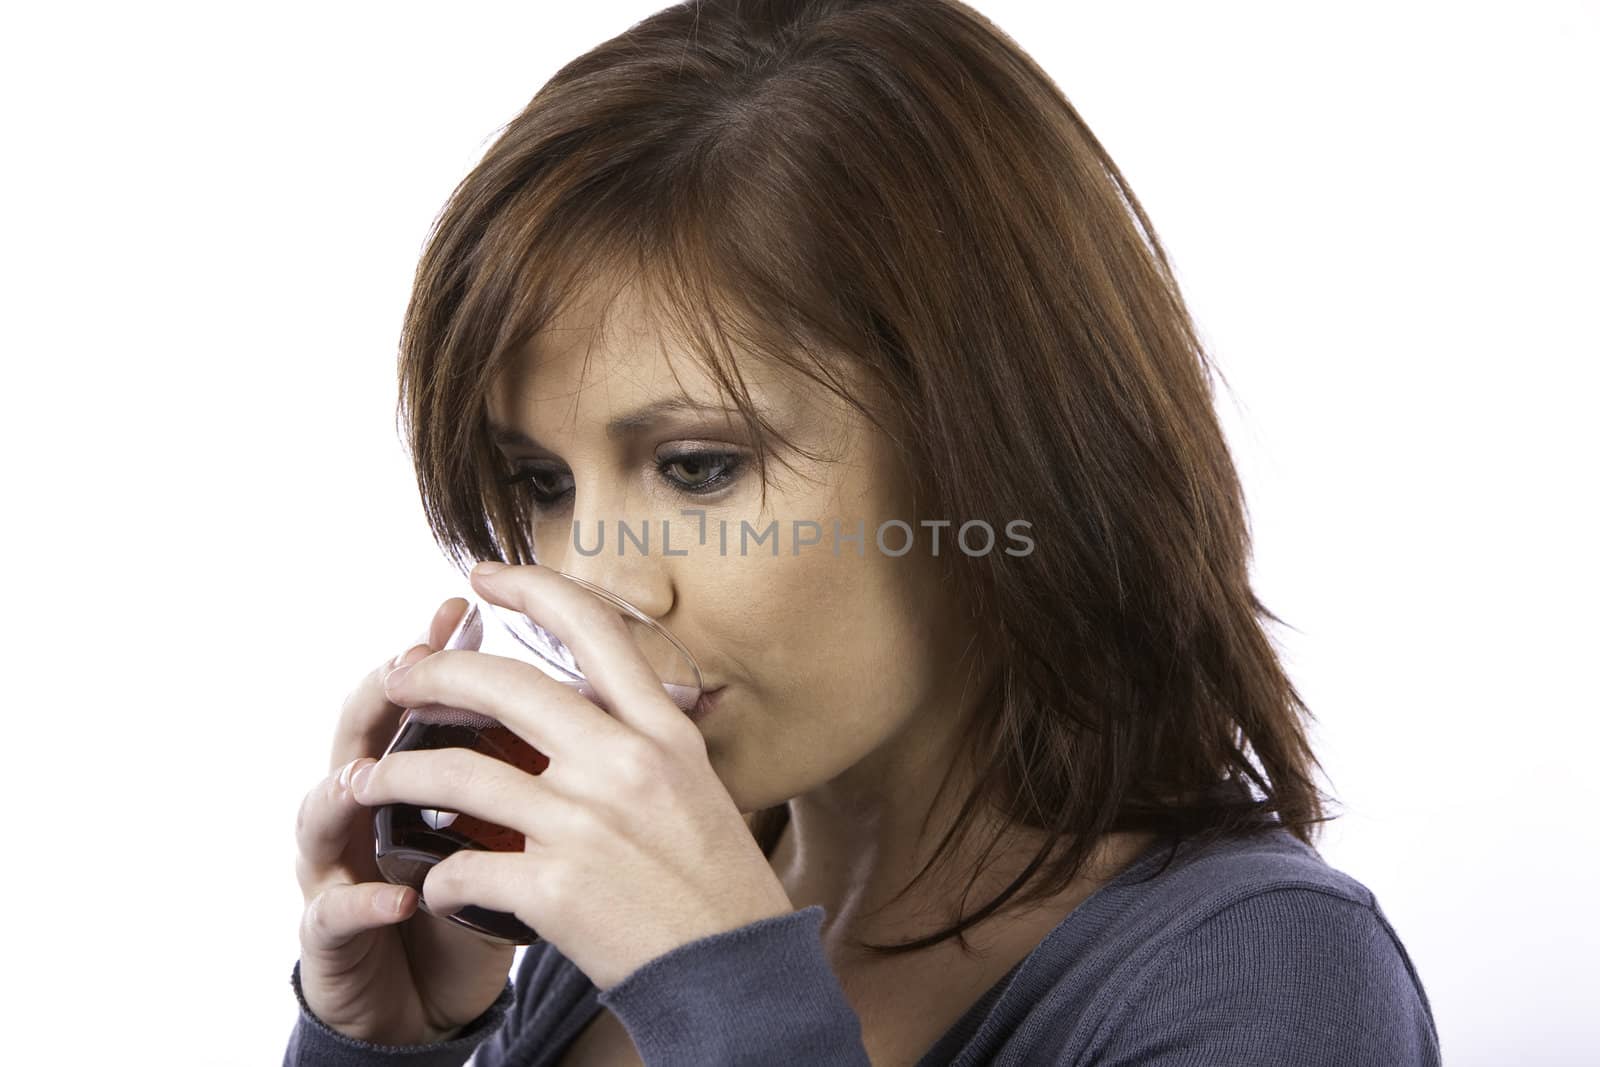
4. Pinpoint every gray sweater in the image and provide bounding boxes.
[284,825,1441,1065]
